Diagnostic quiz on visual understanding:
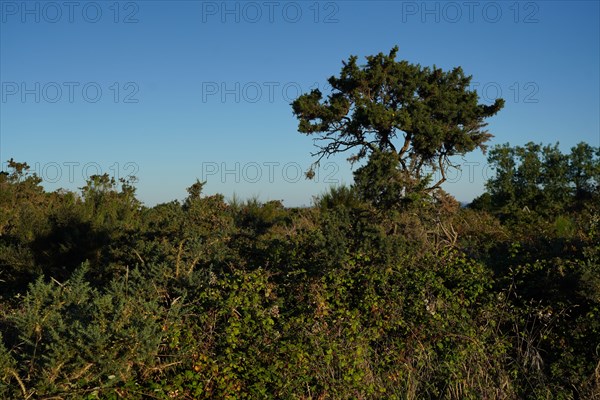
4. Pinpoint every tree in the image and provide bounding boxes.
[352,150,429,210]
[540,143,570,210]
[478,141,599,214]
[569,142,599,202]
[513,142,543,206]
[484,143,517,210]
[292,46,504,197]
